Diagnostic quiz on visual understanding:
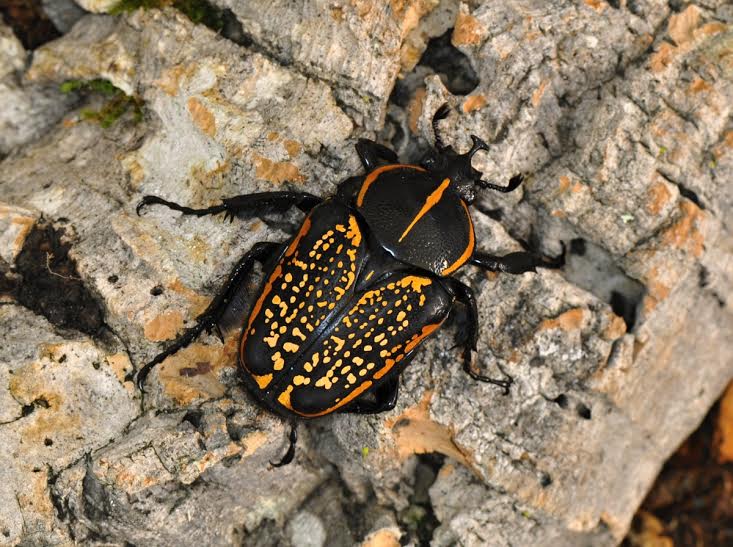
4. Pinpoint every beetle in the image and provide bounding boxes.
[135,104,562,466]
